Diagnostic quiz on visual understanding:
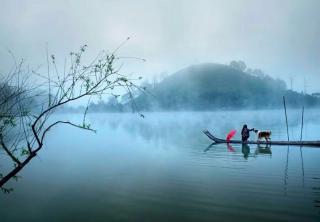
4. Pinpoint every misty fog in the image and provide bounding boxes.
[1,1,320,222]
